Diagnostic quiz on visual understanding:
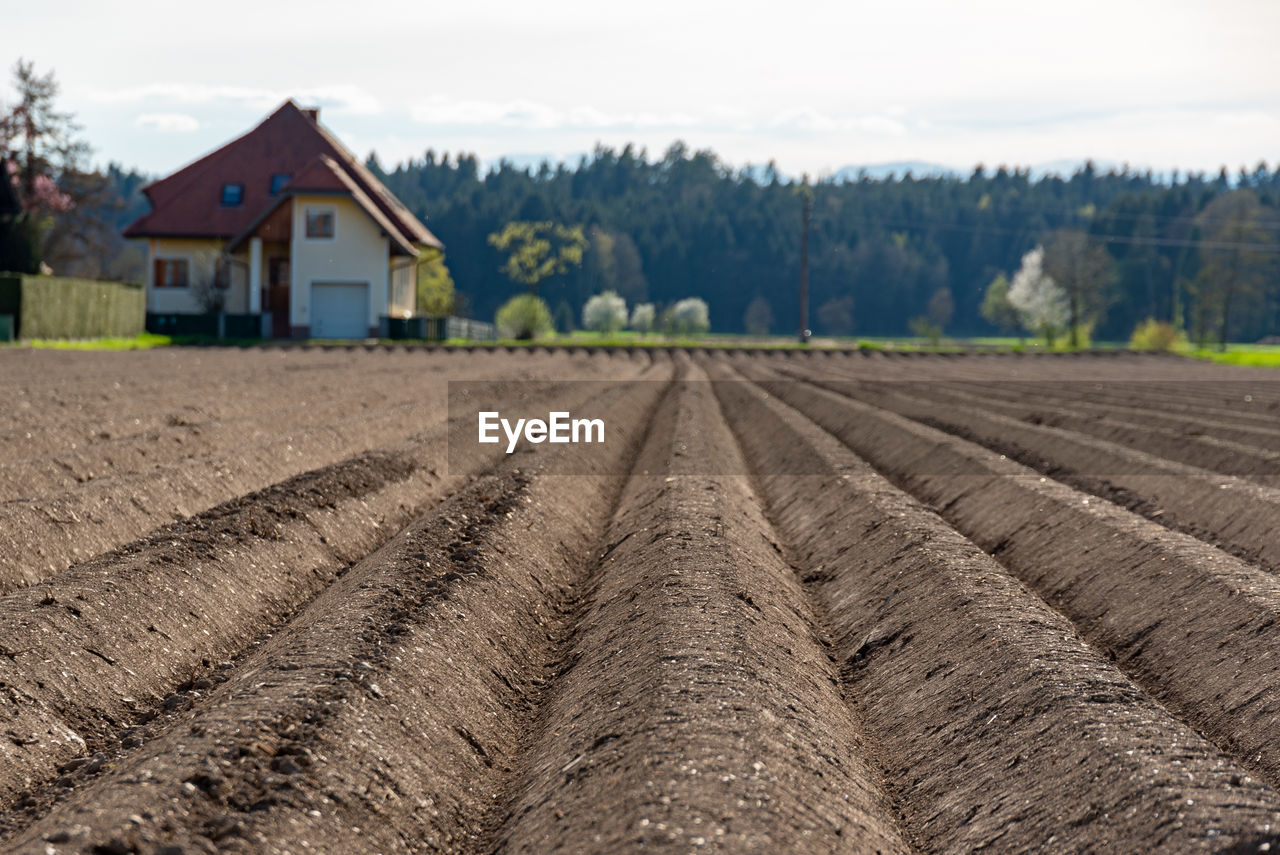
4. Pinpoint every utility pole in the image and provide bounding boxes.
[799,176,812,344]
